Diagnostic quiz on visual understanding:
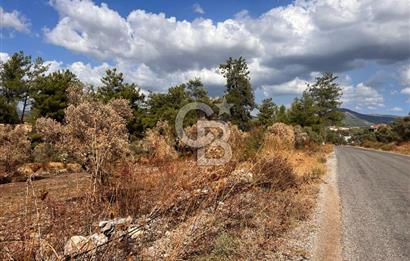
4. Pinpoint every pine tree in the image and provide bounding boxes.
[275,105,288,124]
[288,92,320,127]
[257,98,276,126]
[306,72,343,126]
[31,70,79,122]
[219,57,255,130]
